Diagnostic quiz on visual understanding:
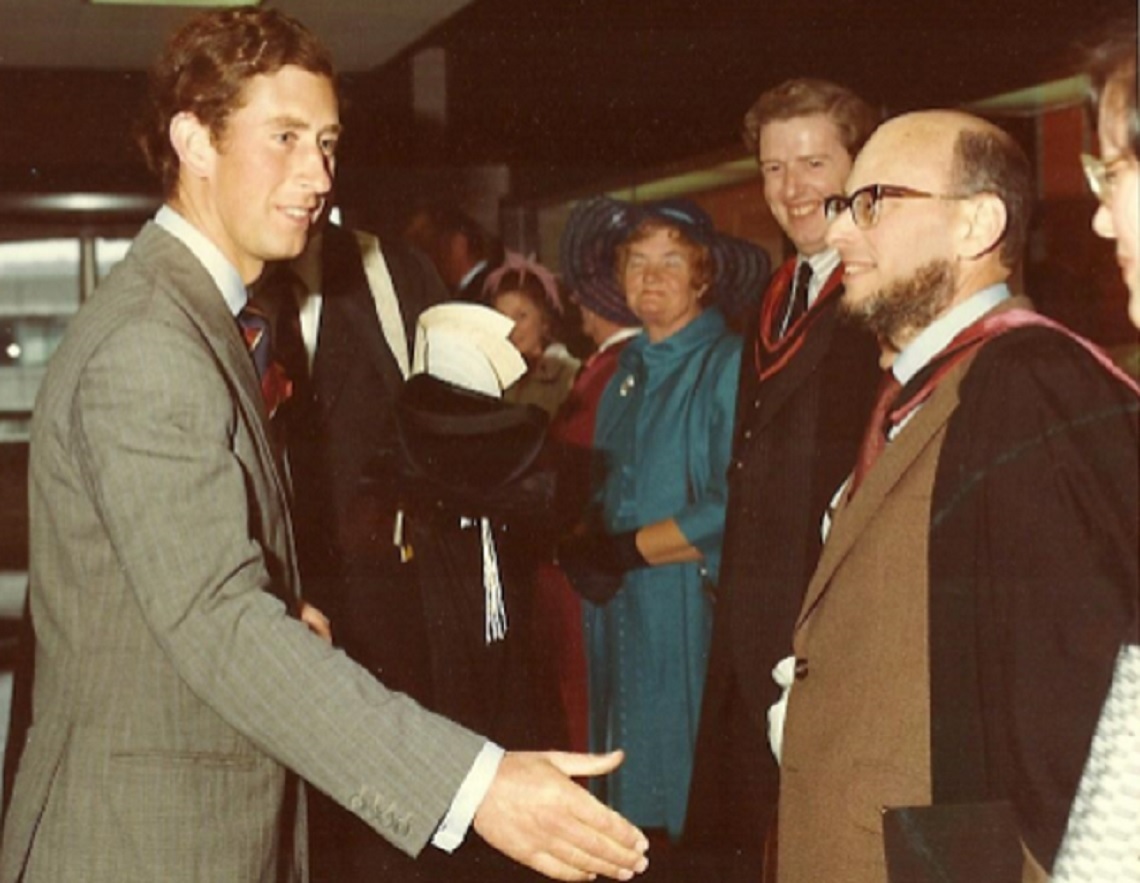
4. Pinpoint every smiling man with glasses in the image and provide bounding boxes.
[683,80,881,883]
[774,110,1139,883]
